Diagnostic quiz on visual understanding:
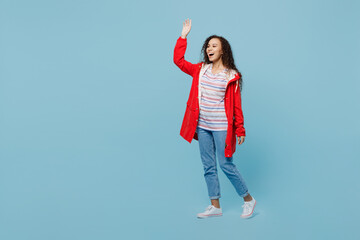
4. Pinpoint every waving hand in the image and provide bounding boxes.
[181,18,192,39]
